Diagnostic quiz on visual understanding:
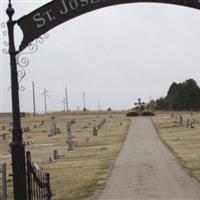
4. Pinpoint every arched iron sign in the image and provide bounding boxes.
[4,0,200,200]
[17,0,200,52]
